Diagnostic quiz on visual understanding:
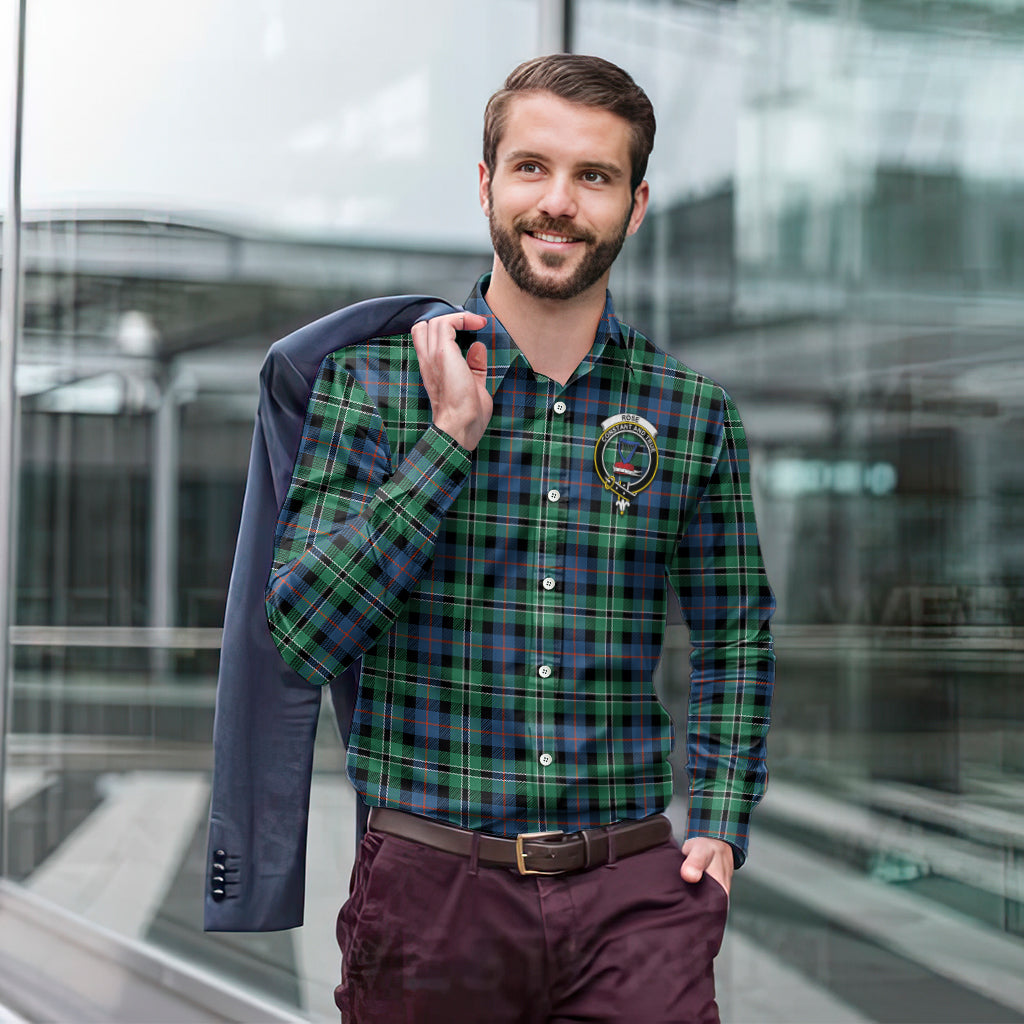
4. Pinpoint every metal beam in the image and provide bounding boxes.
[0,0,28,880]
[538,0,571,52]
[149,364,179,640]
